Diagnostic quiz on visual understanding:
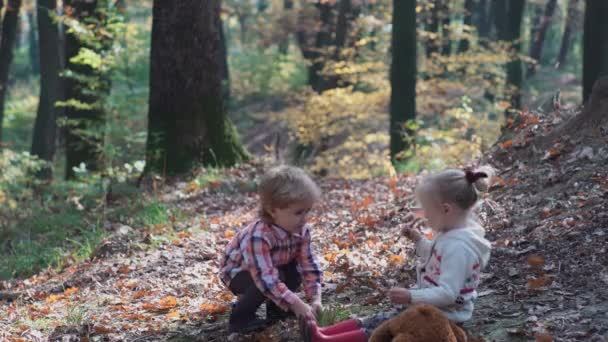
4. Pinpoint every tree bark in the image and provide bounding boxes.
[31,0,61,179]
[144,0,248,175]
[527,0,558,77]
[425,1,440,57]
[278,0,294,54]
[440,0,451,56]
[494,0,526,112]
[63,0,109,179]
[583,0,608,104]
[0,0,22,145]
[28,9,39,75]
[458,0,474,52]
[555,0,579,69]
[475,0,493,43]
[390,0,416,162]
